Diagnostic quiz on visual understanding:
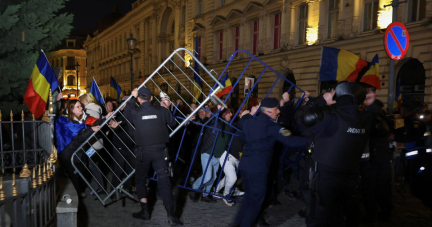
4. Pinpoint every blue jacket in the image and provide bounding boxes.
[239,113,308,173]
